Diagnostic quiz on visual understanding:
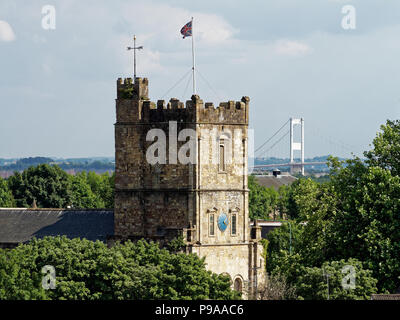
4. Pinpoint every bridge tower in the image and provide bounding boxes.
[289,117,304,175]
